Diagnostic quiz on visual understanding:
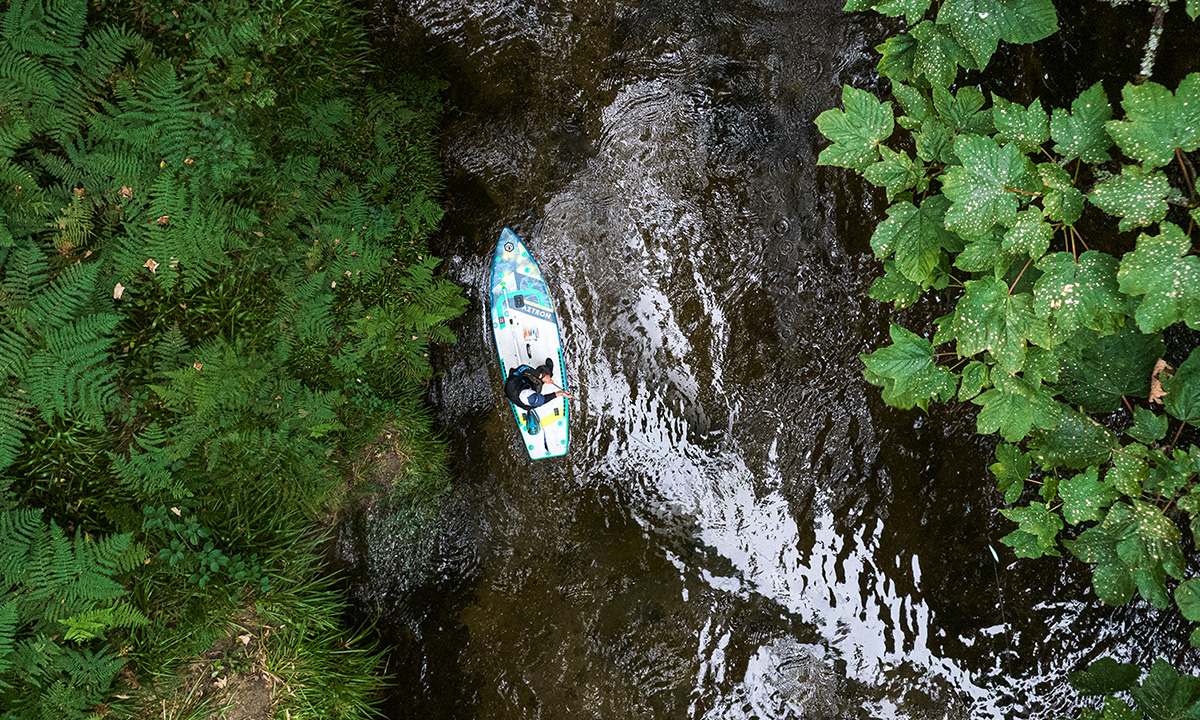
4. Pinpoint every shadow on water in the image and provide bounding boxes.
[334,1,1200,718]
